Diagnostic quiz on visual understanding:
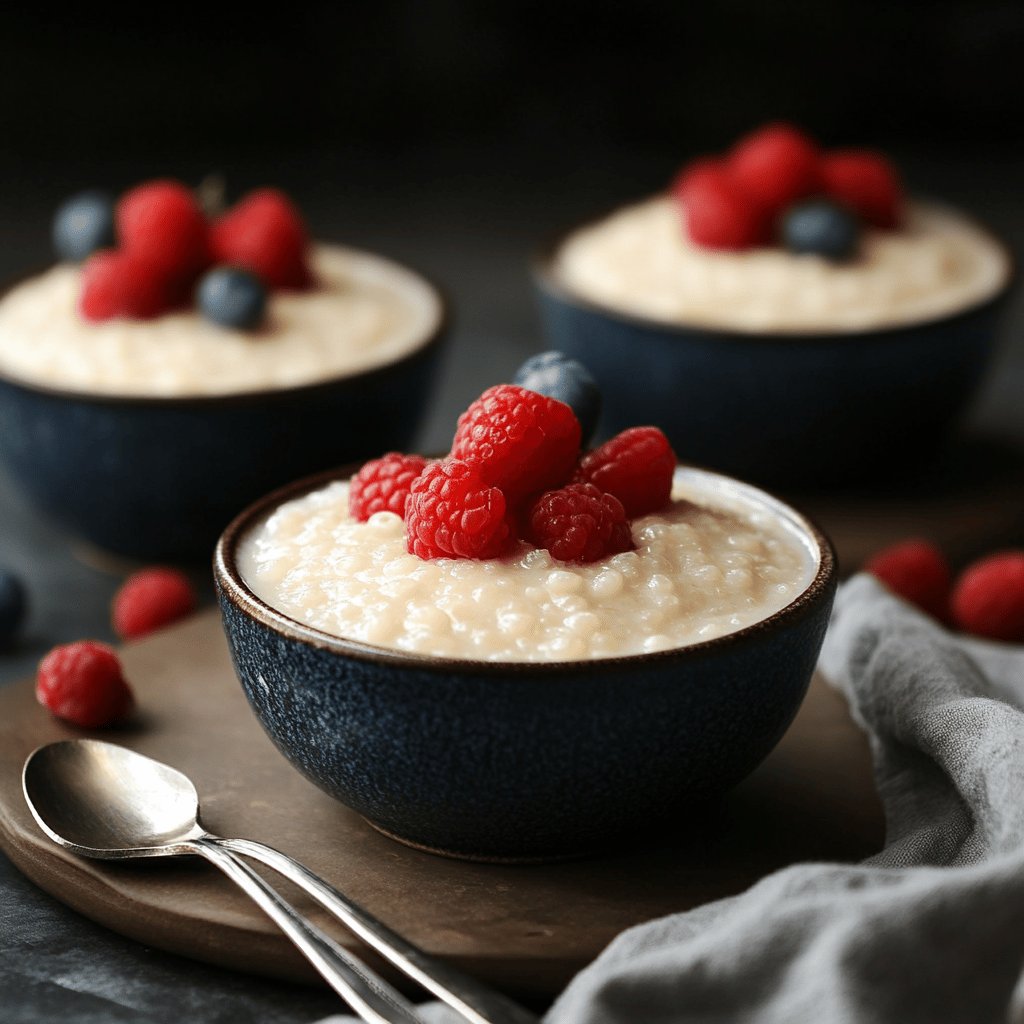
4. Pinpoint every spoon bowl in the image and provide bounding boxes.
[23,739,204,857]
